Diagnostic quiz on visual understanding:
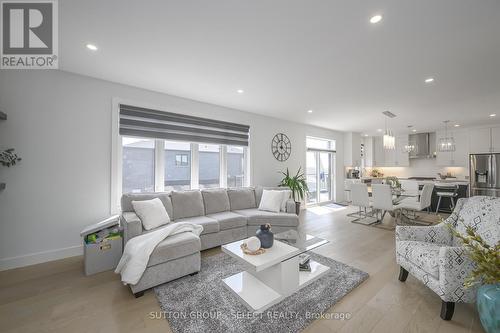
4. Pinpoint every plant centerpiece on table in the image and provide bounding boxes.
[0,148,21,167]
[447,223,500,333]
[385,176,401,190]
[278,167,309,215]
